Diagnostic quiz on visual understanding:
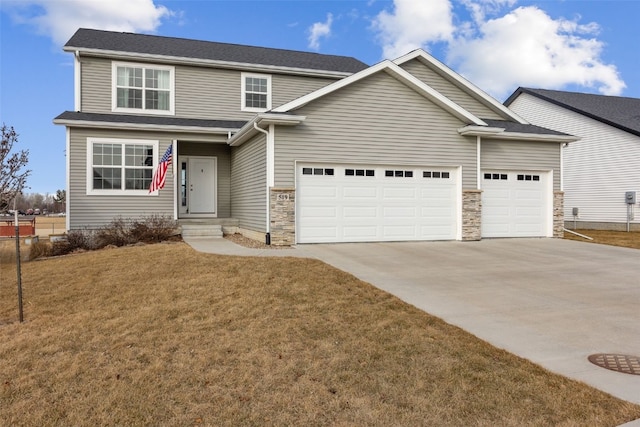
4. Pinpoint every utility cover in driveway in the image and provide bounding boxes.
[297,163,458,243]
[588,354,640,375]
